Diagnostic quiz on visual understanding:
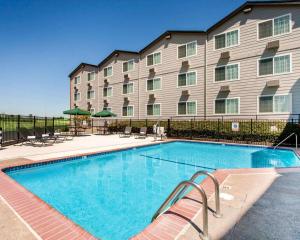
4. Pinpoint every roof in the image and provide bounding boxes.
[97,50,139,68]
[69,1,300,77]
[68,63,98,78]
[208,0,300,33]
[139,30,206,54]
